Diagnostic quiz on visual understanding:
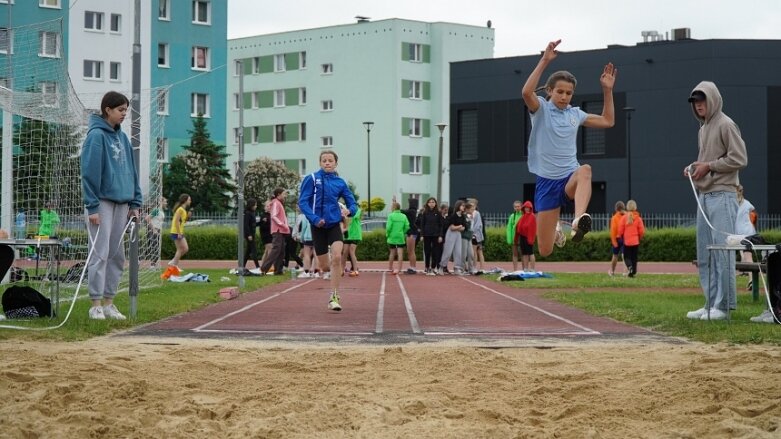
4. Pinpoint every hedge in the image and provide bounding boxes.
[159,226,781,262]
